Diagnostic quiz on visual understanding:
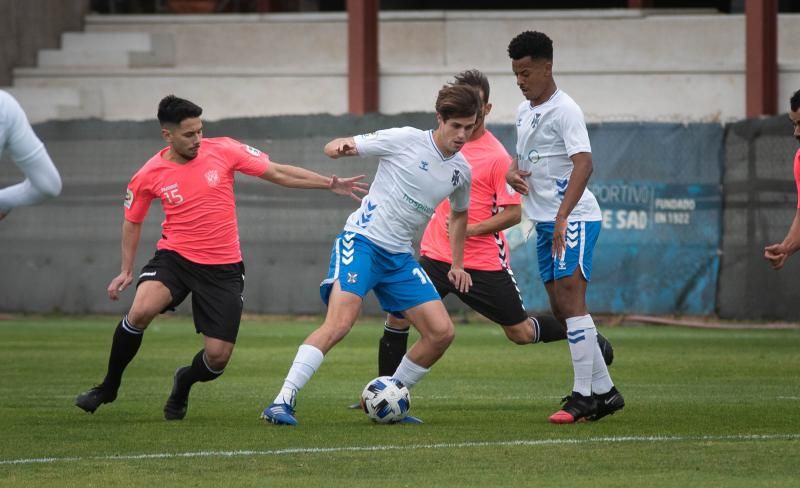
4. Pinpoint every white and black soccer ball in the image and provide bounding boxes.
[360,376,411,424]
